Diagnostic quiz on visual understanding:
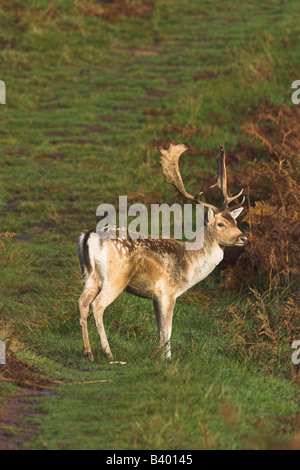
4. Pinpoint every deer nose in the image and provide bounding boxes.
[240,236,248,245]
